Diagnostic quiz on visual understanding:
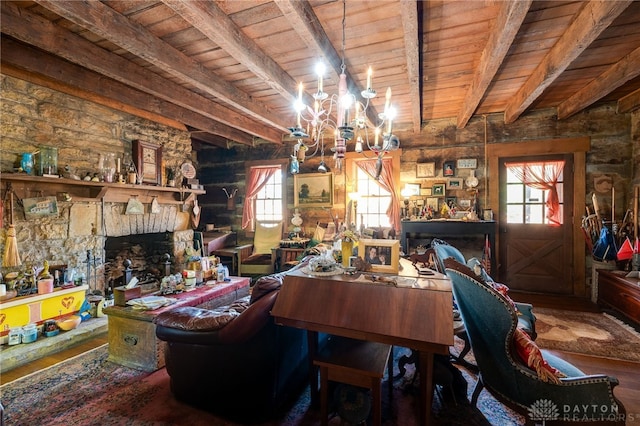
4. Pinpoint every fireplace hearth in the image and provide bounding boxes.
[104,232,175,290]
